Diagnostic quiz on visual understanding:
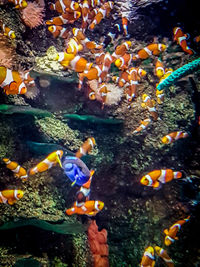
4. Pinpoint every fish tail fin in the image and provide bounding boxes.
[174,171,182,179]
[90,169,95,178]
[184,215,190,222]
